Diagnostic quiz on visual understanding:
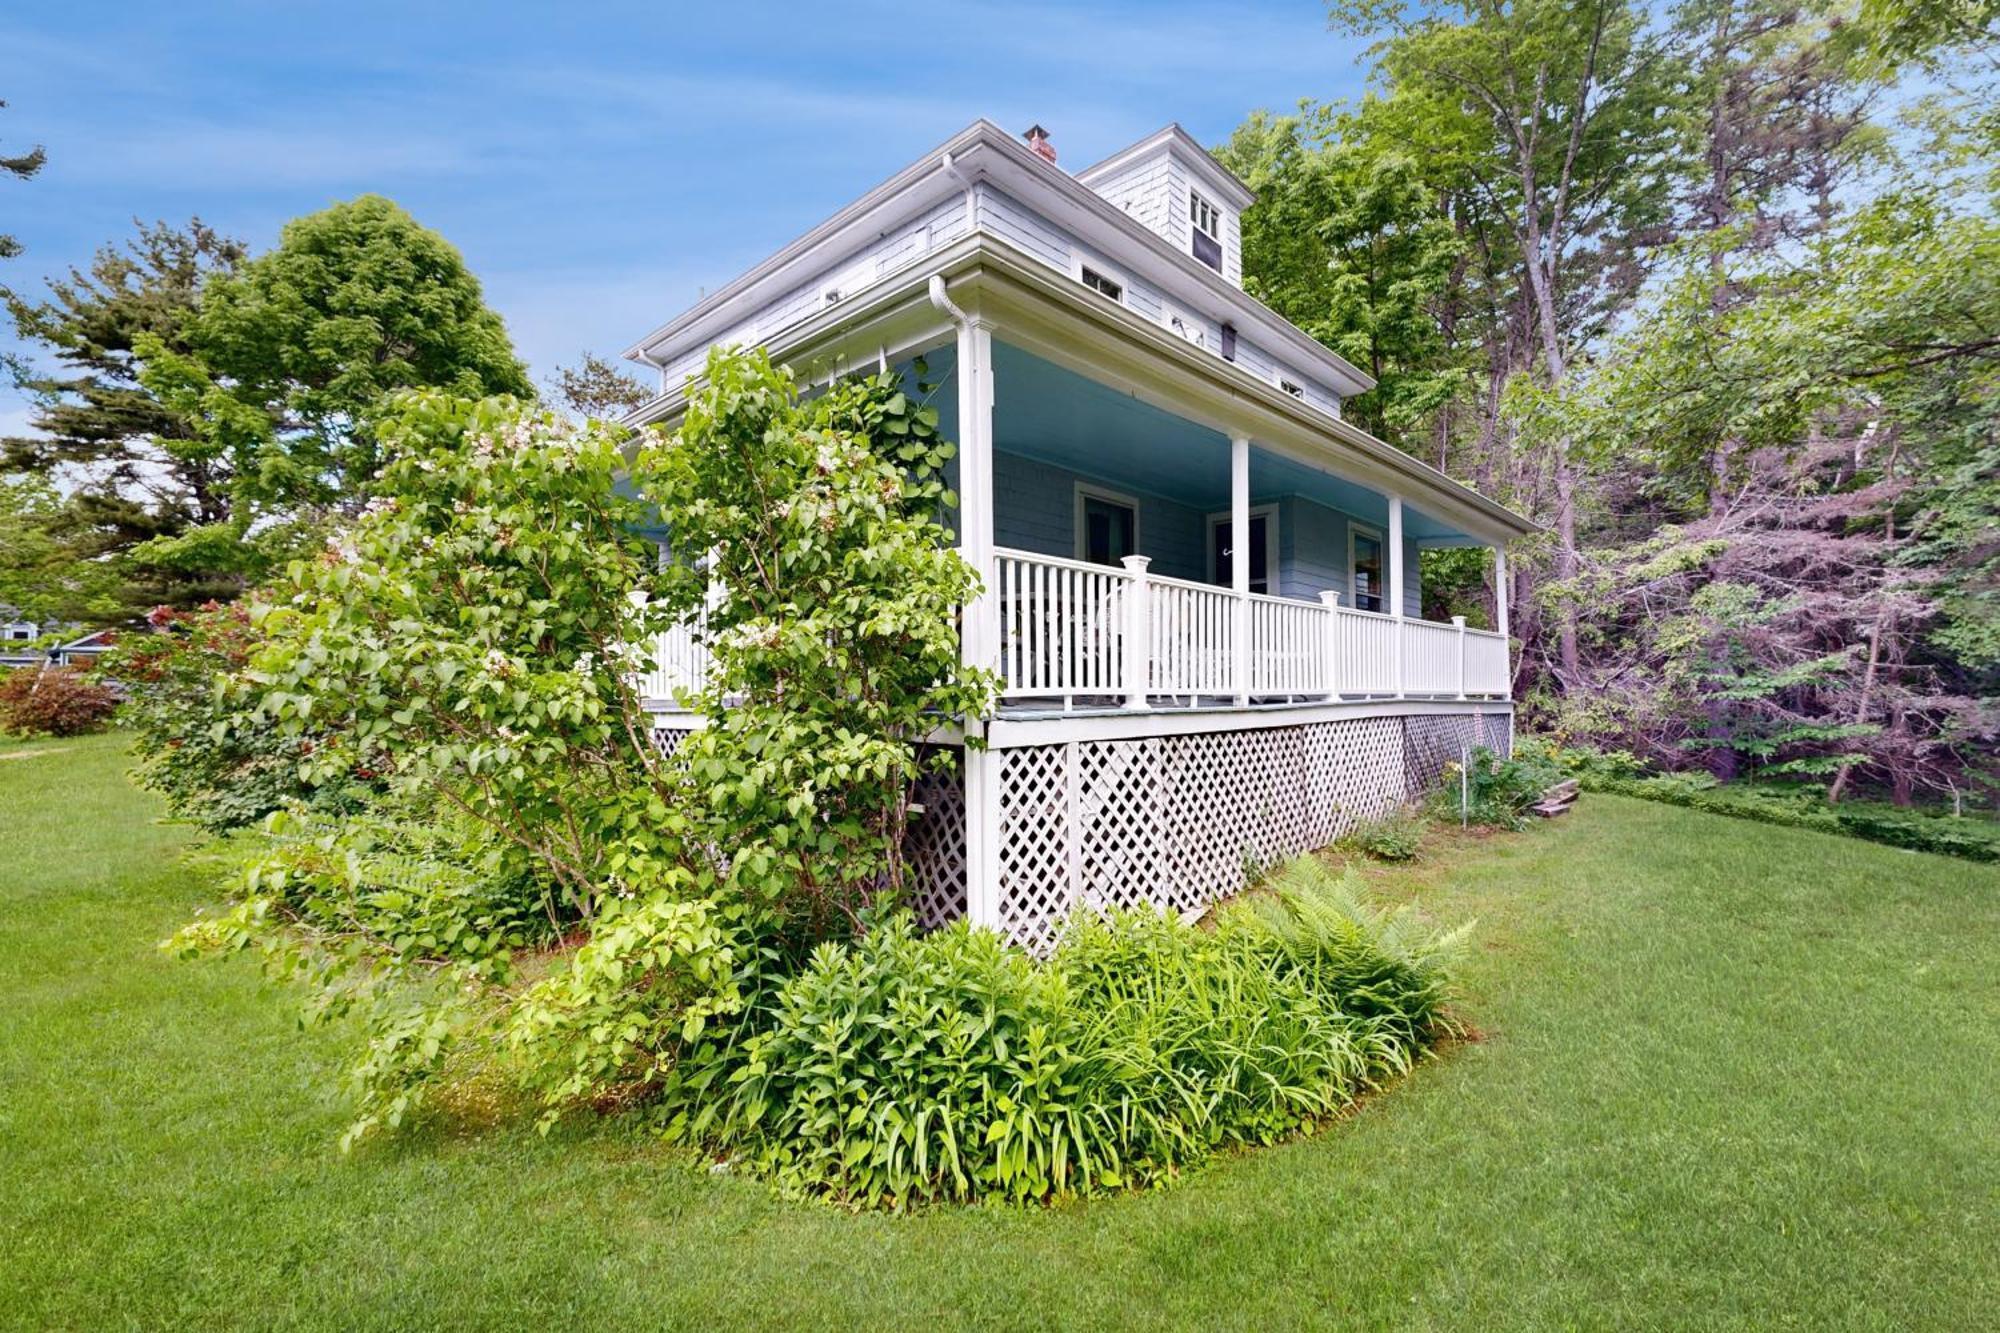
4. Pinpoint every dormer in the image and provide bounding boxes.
[1075,125,1254,289]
